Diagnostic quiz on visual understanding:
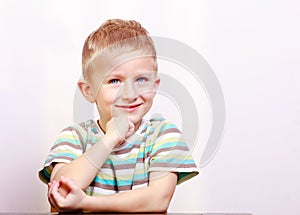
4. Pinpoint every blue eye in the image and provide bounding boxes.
[136,77,147,83]
[108,79,120,85]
